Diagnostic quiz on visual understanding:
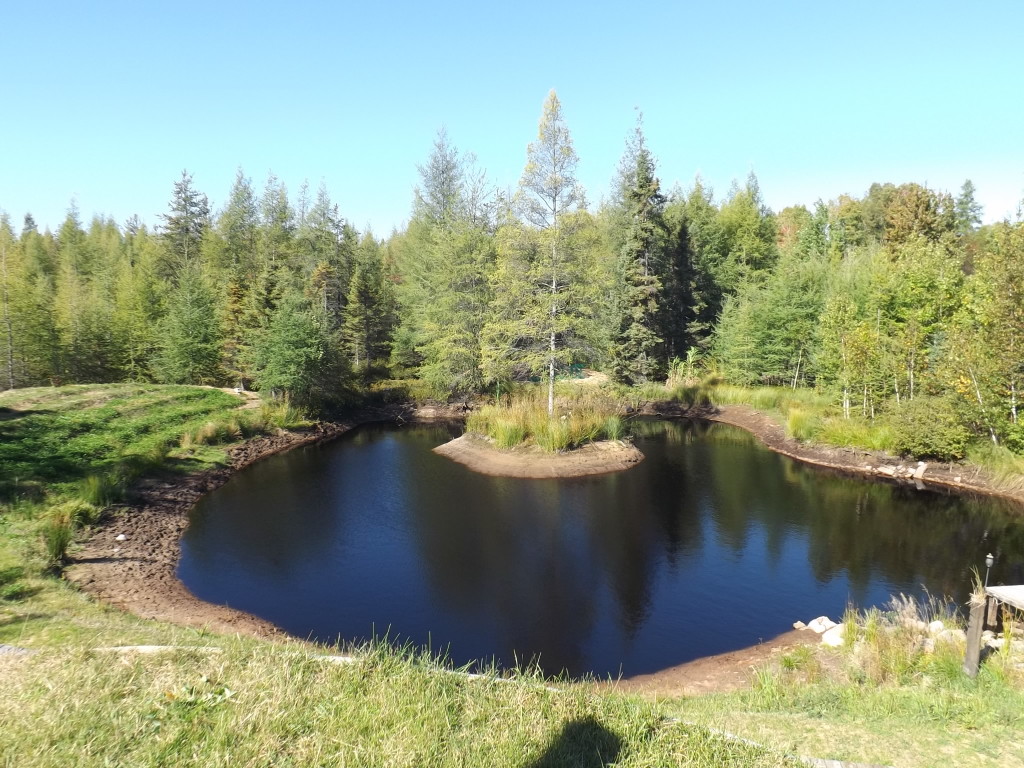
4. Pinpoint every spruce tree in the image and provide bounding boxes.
[160,171,210,280]
[153,264,222,384]
[610,126,666,384]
